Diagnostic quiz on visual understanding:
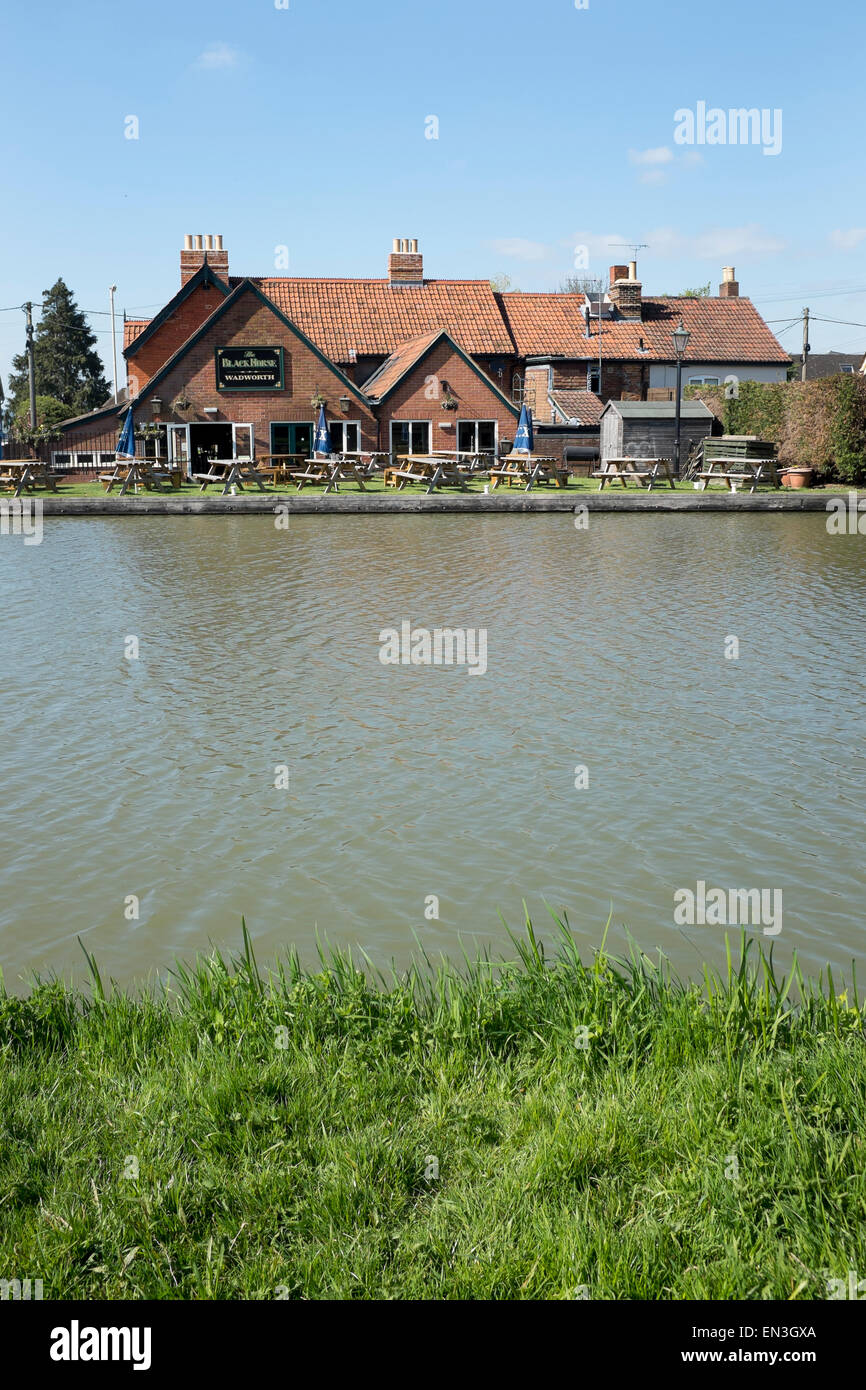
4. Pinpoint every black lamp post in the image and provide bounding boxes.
[672,320,690,476]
